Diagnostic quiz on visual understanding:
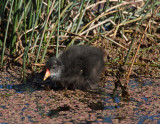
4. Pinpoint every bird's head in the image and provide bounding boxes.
[43,57,64,81]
